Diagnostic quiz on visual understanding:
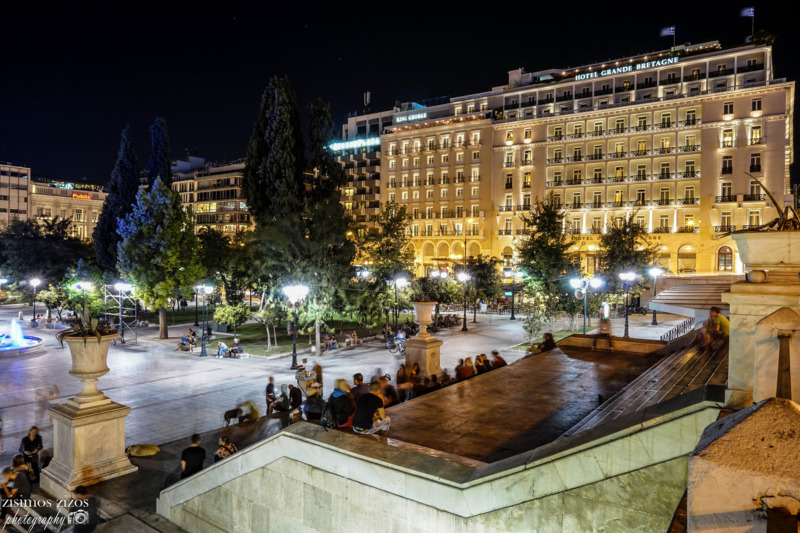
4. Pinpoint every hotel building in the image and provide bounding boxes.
[335,110,395,233]
[338,40,793,277]
[0,162,31,225]
[29,178,107,240]
[171,157,252,235]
